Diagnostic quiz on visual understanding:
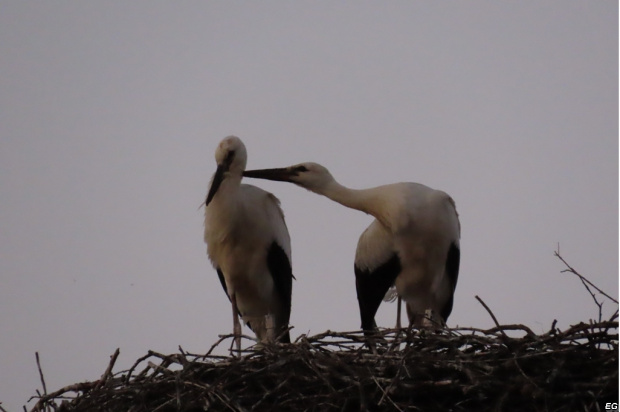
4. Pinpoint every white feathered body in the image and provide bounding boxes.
[205,180,291,340]
[354,182,460,323]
